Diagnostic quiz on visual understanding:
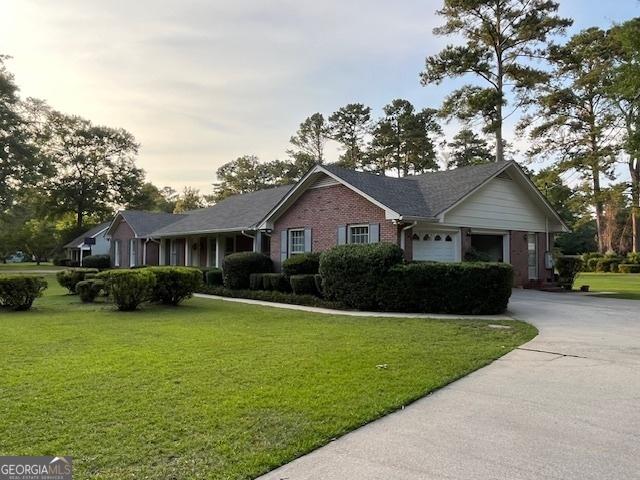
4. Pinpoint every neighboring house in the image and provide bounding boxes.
[106,161,568,287]
[105,211,183,268]
[63,222,111,266]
